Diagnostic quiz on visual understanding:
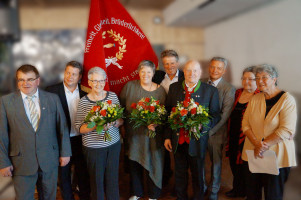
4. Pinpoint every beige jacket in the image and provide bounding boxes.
[241,92,297,168]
